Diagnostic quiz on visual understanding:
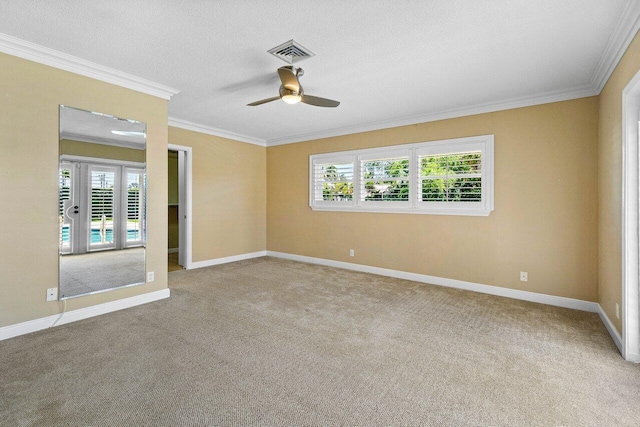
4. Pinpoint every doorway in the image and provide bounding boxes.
[167,144,192,272]
[622,69,640,363]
